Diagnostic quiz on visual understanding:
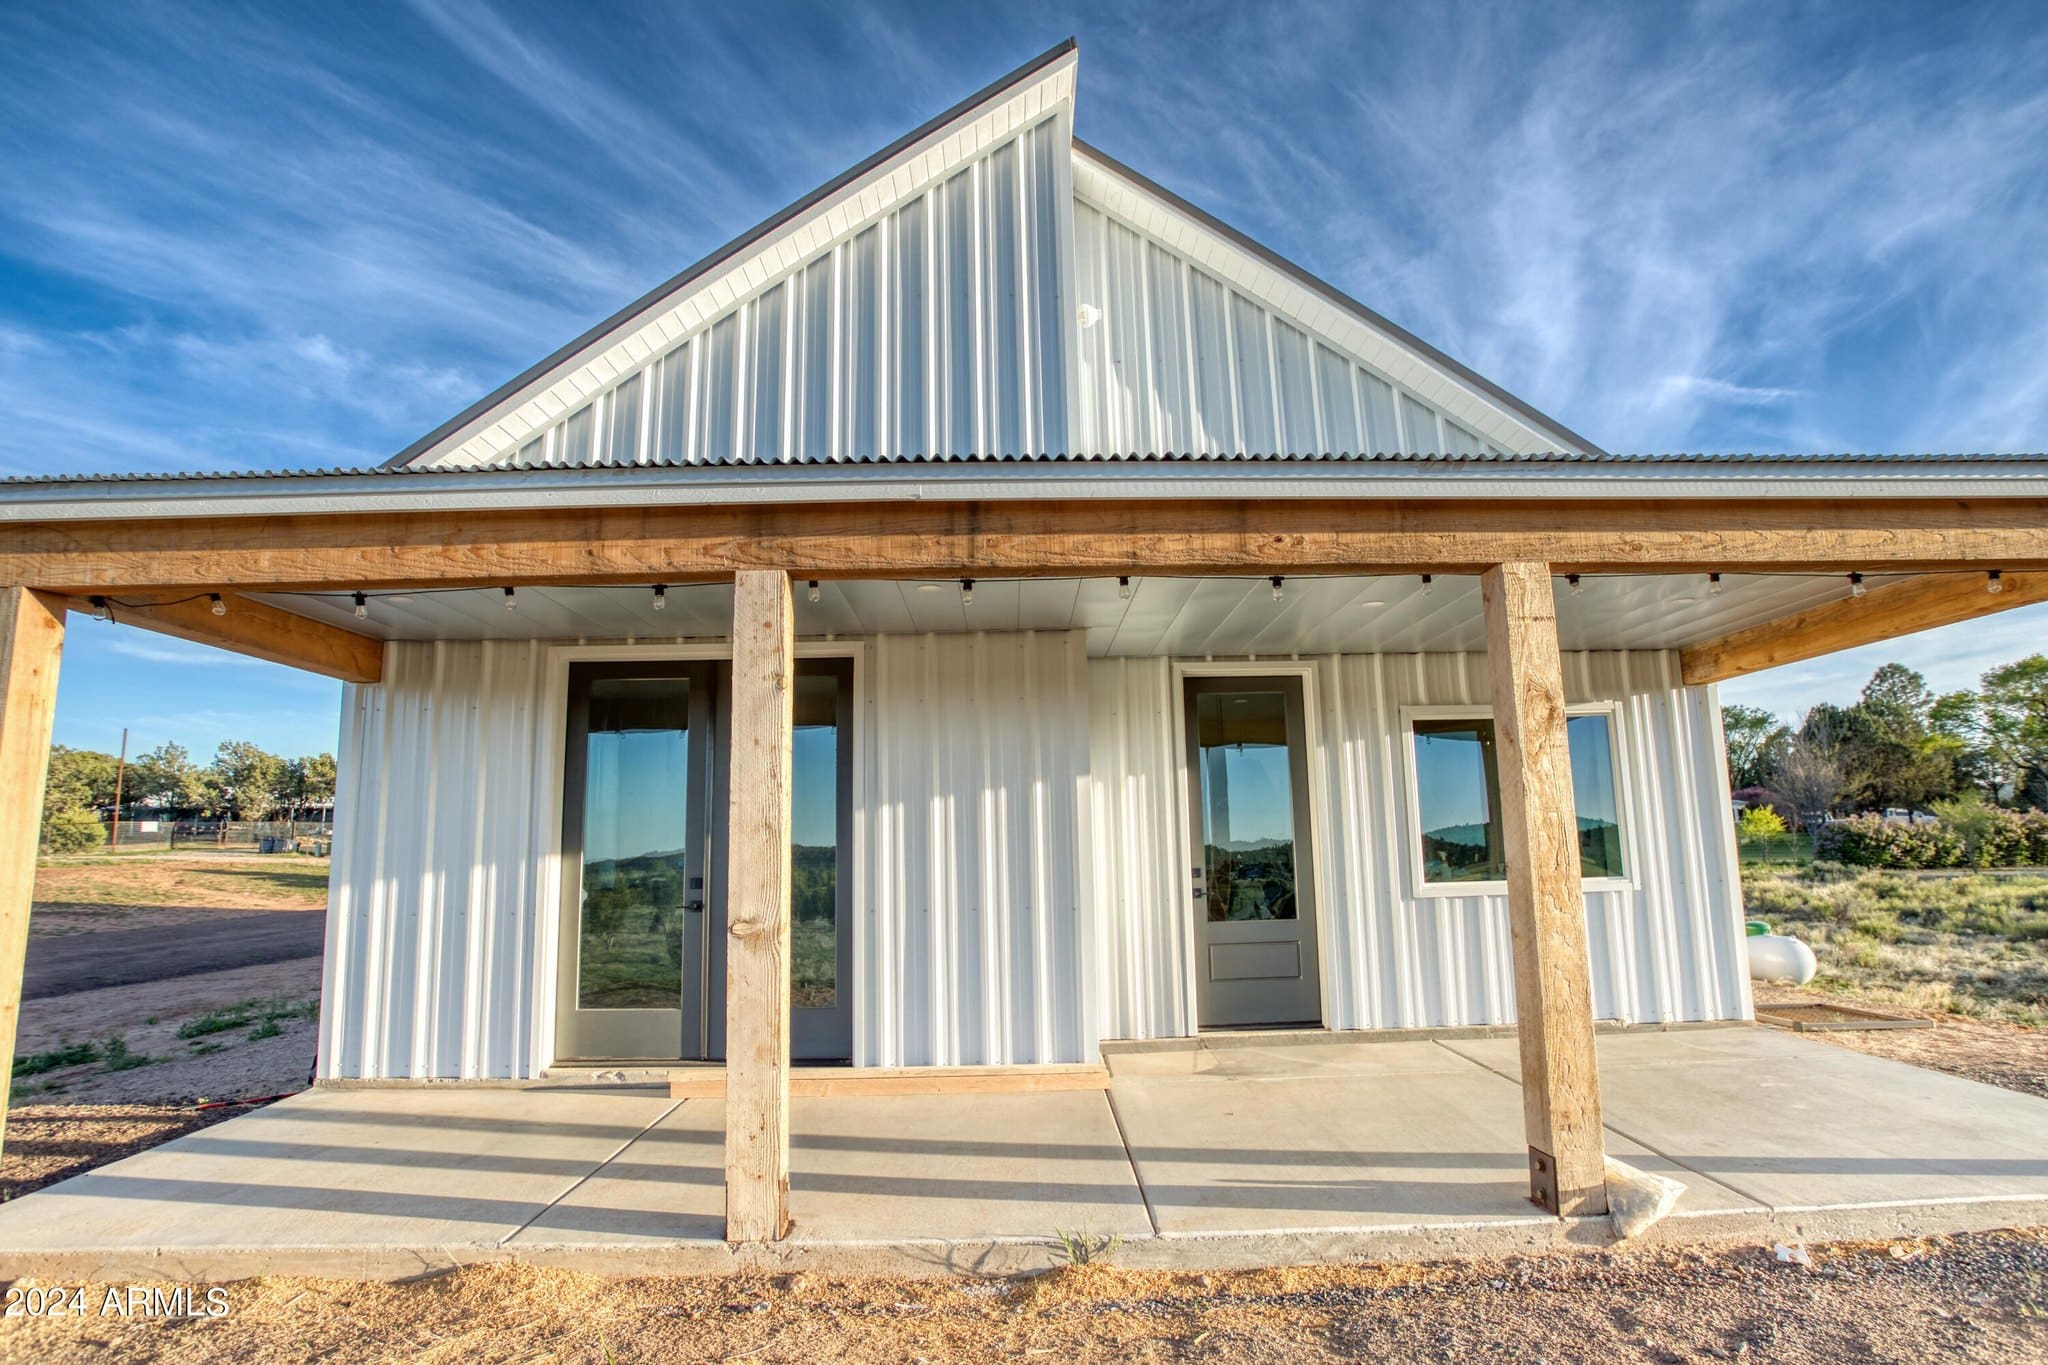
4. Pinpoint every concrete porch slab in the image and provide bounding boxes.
[508,1090,1150,1249]
[1104,1038,1757,1236]
[1444,1028,2048,1211]
[0,1028,2042,1281]
[0,1087,680,1253]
